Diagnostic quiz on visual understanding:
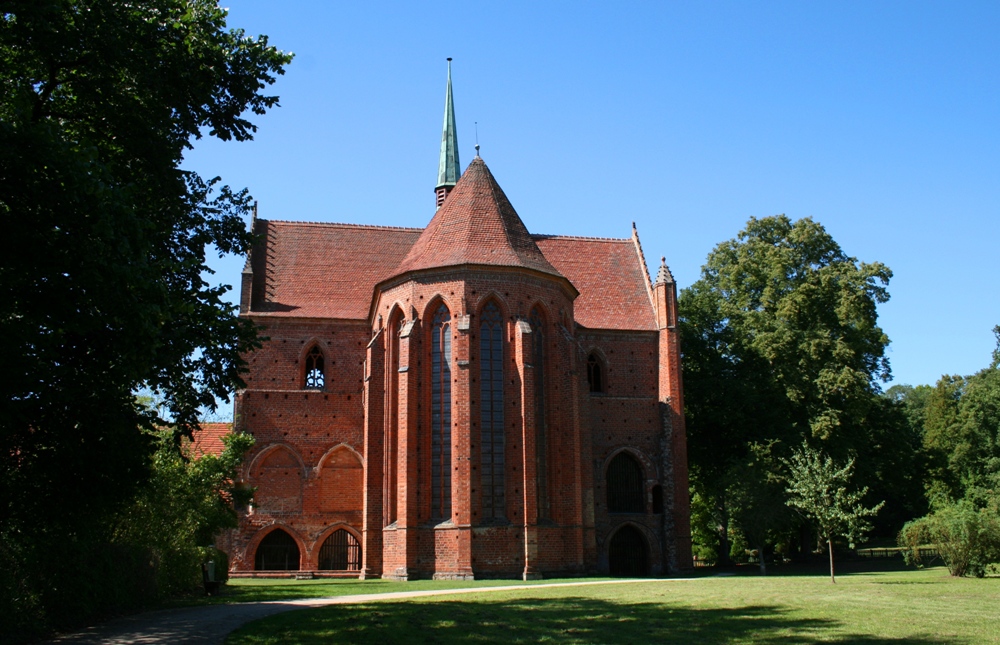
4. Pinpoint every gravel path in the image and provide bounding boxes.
[45,577,696,644]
